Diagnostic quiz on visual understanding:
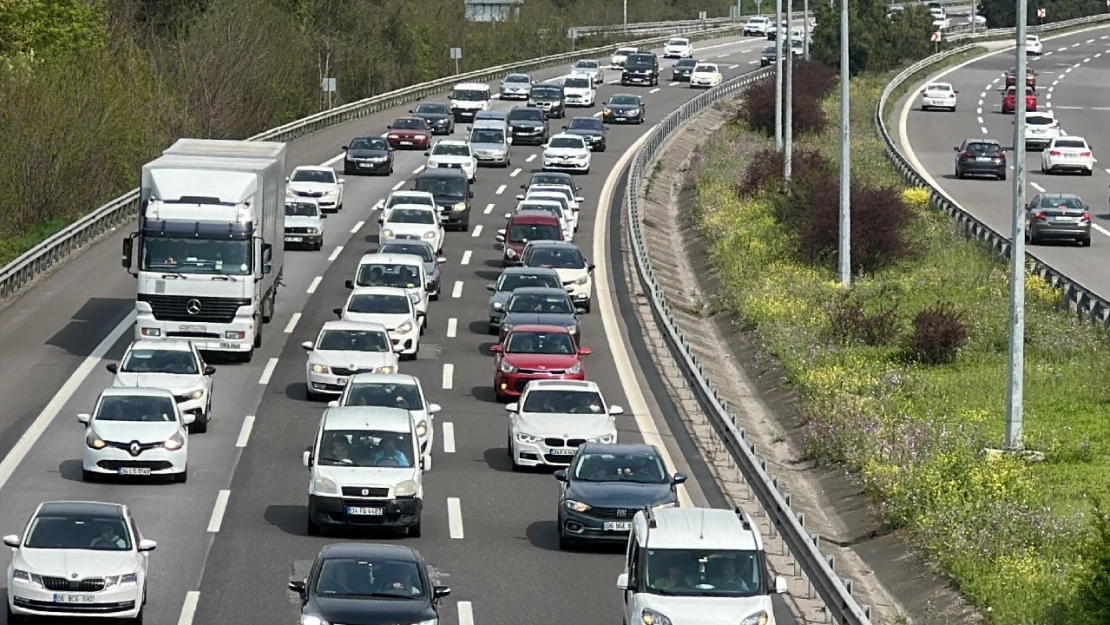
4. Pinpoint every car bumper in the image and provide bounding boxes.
[388,328,420,355]
[690,79,717,88]
[560,509,636,541]
[475,153,510,166]
[958,161,1005,175]
[663,51,688,58]
[672,72,692,81]
[603,113,640,123]
[500,90,530,100]
[921,98,956,108]
[565,96,594,107]
[439,207,471,226]
[1045,158,1094,171]
[308,494,423,529]
[135,314,256,353]
[305,368,358,396]
[512,438,584,467]
[345,159,391,173]
[495,370,585,397]
[488,308,506,328]
[563,282,592,304]
[1031,223,1091,239]
[8,583,141,618]
[175,394,206,417]
[1025,136,1055,149]
[511,129,546,144]
[387,137,429,149]
[452,108,484,120]
[621,75,655,85]
[543,158,590,172]
[83,445,187,476]
[284,232,323,246]
[429,121,453,134]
